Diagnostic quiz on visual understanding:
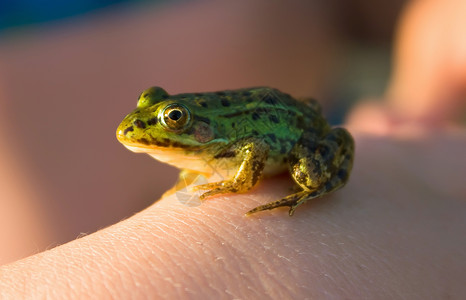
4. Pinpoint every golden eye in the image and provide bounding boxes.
[160,103,192,132]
